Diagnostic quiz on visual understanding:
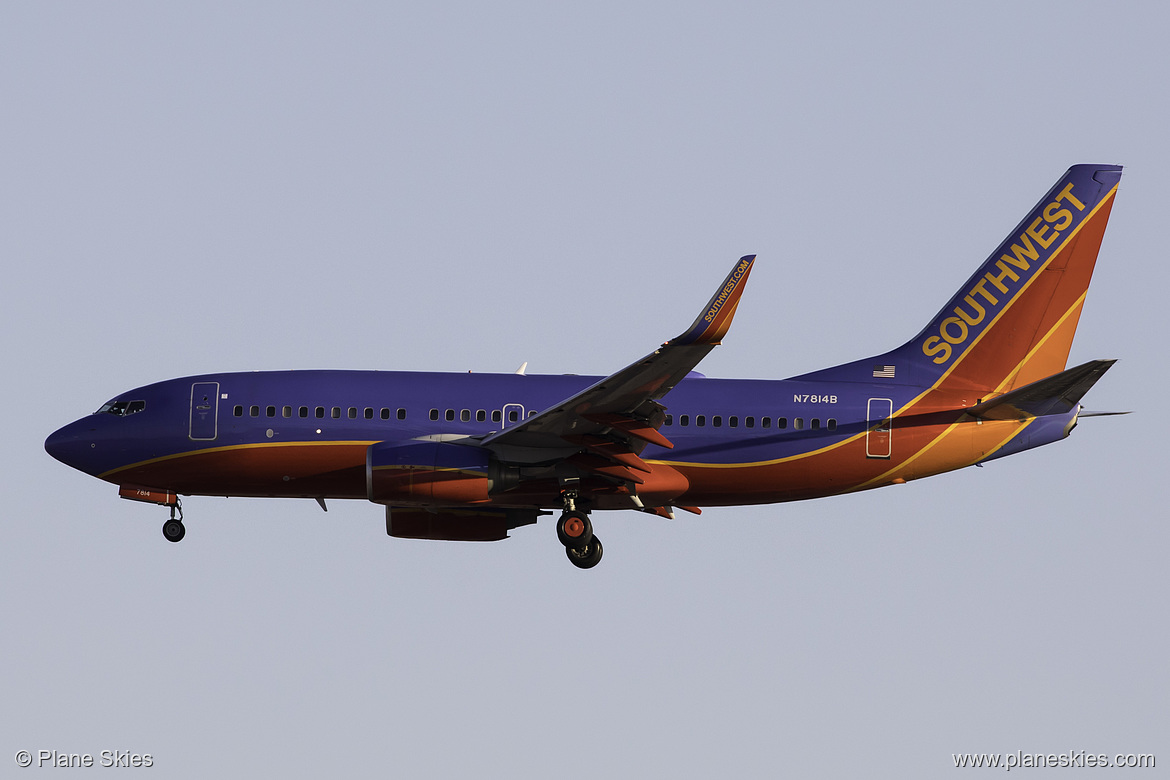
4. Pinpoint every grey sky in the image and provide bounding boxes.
[2,3,1165,777]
